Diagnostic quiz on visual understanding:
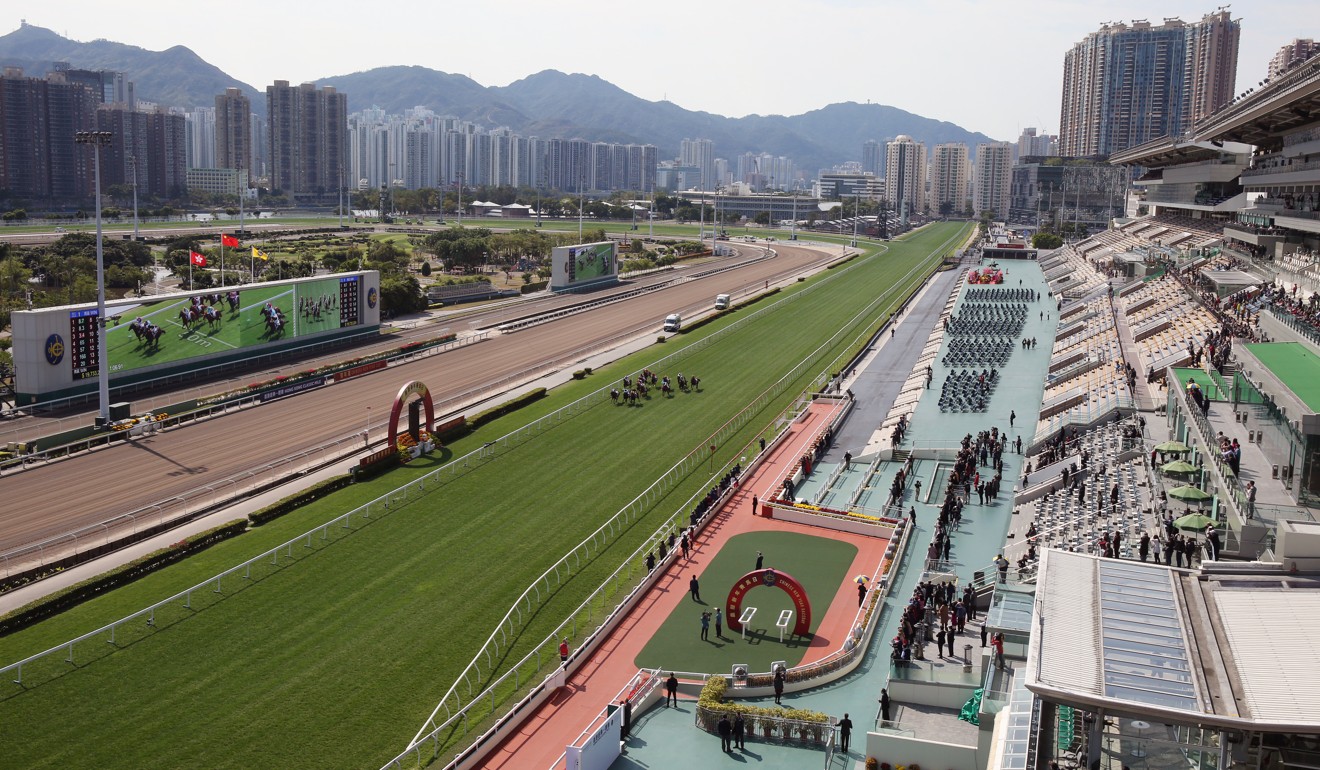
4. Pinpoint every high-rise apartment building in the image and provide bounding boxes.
[929,143,969,216]
[862,140,883,177]
[1059,11,1239,157]
[0,67,98,199]
[679,138,715,189]
[215,87,252,173]
[973,142,1013,218]
[266,80,349,200]
[885,136,927,216]
[1016,128,1058,161]
[95,105,187,199]
[1268,39,1320,79]
[51,63,133,108]
[186,107,215,169]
